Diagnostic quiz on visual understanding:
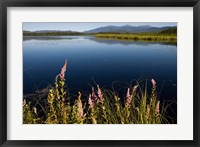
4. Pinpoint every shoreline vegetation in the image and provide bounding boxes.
[23,61,175,124]
[23,27,177,43]
[95,33,176,43]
